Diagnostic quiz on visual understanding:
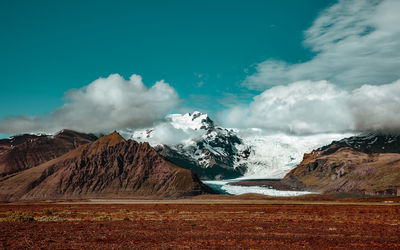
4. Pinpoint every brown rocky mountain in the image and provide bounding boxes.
[0,129,98,177]
[0,131,213,201]
[282,133,400,196]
